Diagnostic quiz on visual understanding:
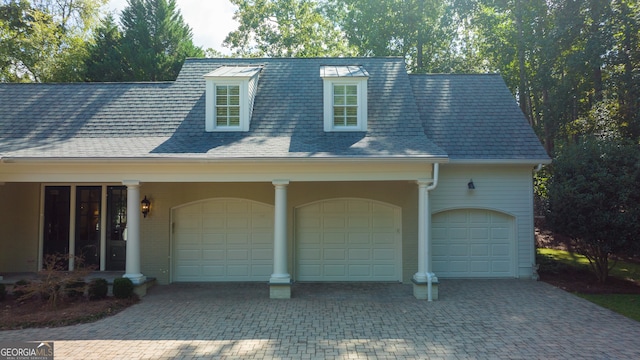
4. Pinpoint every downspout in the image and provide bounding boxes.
[426,163,439,301]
